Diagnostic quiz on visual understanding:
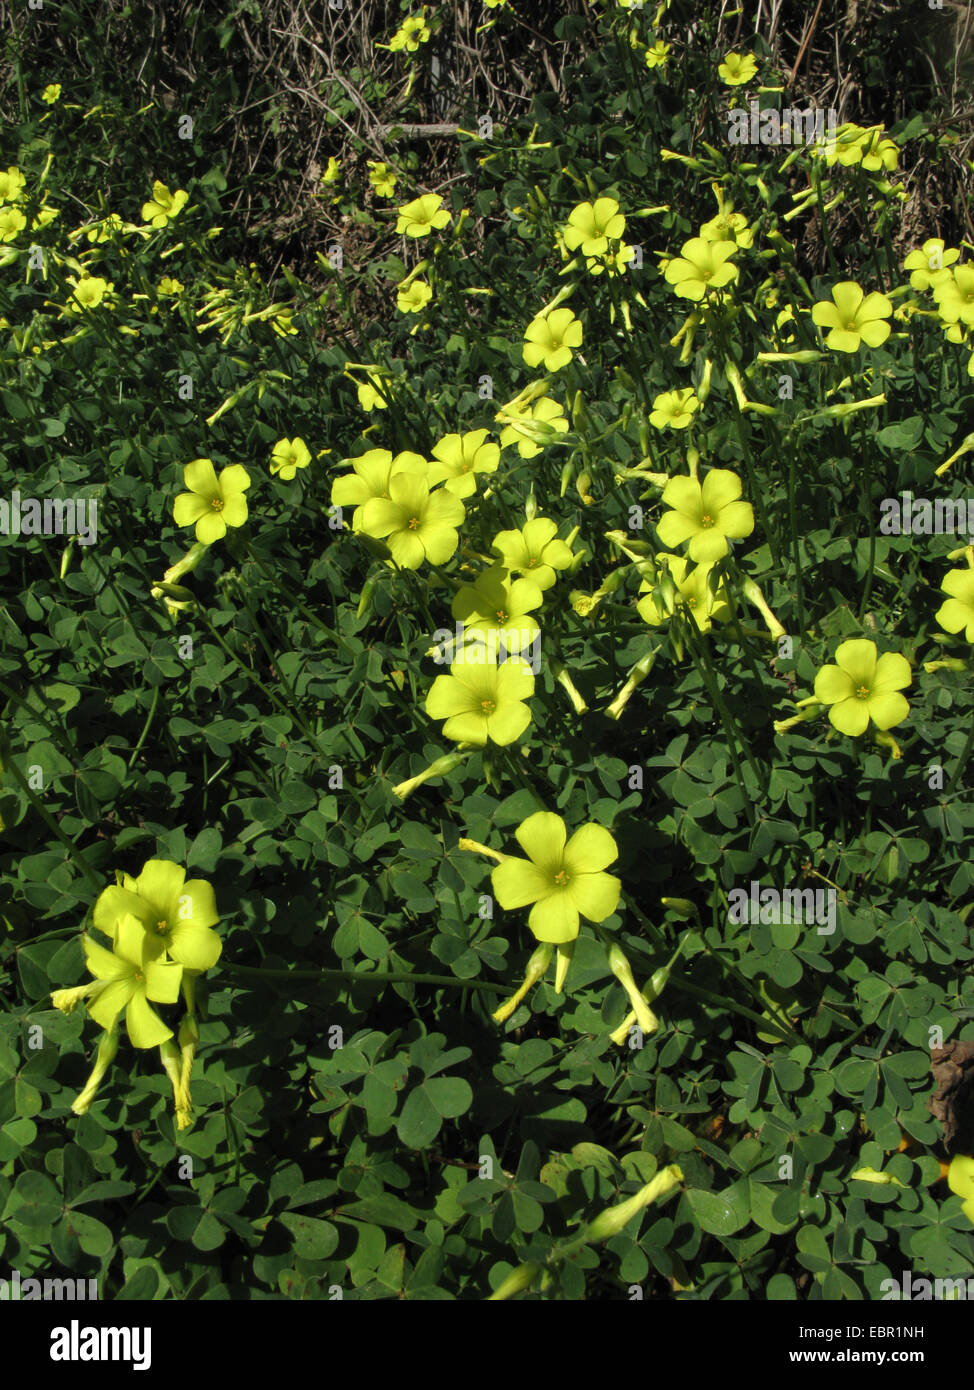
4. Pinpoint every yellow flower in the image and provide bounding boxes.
[321,156,341,184]
[141,181,188,227]
[644,40,670,69]
[68,275,111,311]
[359,473,465,569]
[650,387,700,430]
[903,238,959,291]
[357,373,391,411]
[173,459,252,543]
[935,567,974,642]
[490,518,574,590]
[0,206,27,242]
[397,279,433,314]
[270,437,312,481]
[657,468,754,563]
[428,430,500,498]
[330,448,428,531]
[522,307,583,372]
[811,281,892,352]
[718,51,758,86]
[497,396,569,459]
[41,84,62,105]
[933,266,974,329]
[813,639,911,736]
[664,238,738,300]
[368,161,398,197]
[0,166,26,203]
[637,554,730,633]
[395,193,450,237]
[563,198,626,257]
[158,276,184,296]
